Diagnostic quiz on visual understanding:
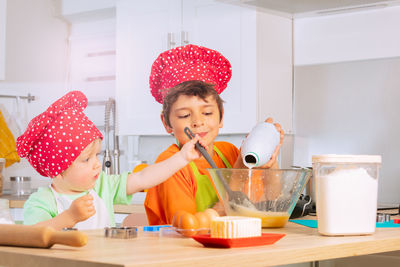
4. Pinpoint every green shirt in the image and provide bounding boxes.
[23,171,133,227]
